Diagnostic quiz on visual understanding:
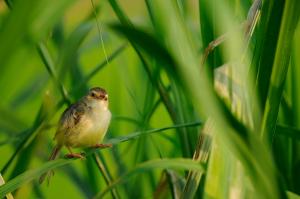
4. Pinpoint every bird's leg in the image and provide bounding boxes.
[65,146,85,159]
[92,143,113,149]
